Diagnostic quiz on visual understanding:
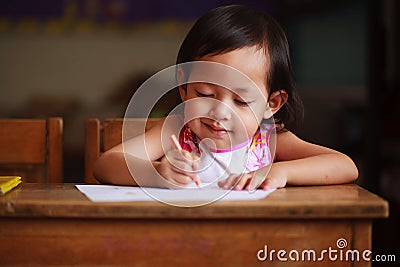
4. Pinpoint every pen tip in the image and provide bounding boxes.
[195,179,202,187]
